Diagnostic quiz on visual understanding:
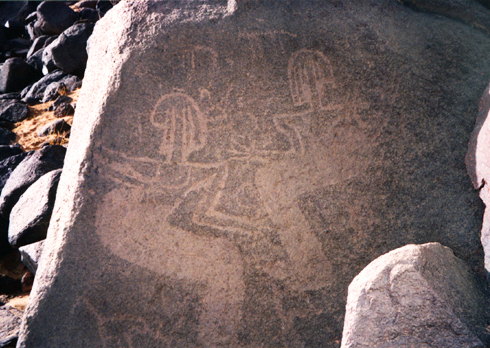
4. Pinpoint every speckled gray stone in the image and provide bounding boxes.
[342,243,489,348]
[19,1,490,347]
